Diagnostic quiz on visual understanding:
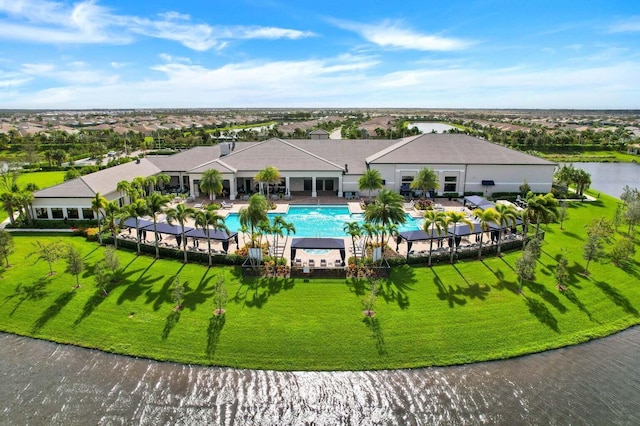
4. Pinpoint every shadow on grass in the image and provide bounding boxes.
[232,275,294,309]
[117,260,160,305]
[162,310,180,340]
[182,274,215,312]
[461,283,491,301]
[4,277,50,316]
[206,314,226,358]
[524,295,559,332]
[363,316,386,355]
[594,280,639,317]
[433,269,466,308]
[562,288,597,322]
[522,281,568,314]
[346,278,367,297]
[31,291,76,334]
